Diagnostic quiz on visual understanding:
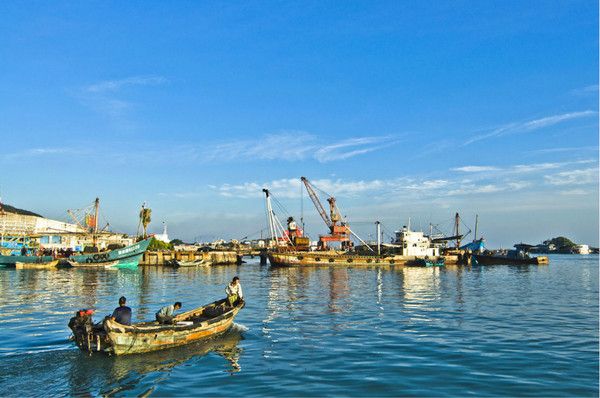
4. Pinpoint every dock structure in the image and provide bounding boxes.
[140,250,239,266]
